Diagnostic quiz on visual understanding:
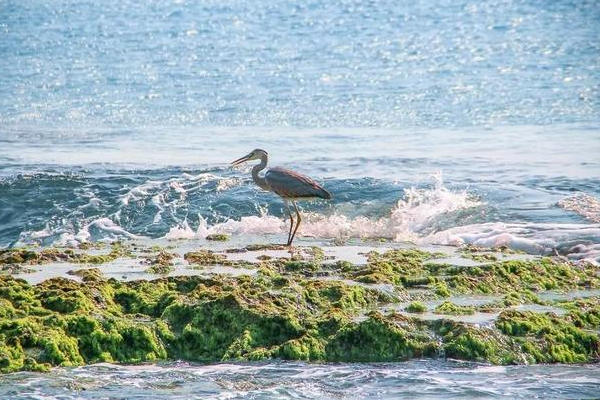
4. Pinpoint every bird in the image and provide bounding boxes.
[231,149,331,246]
